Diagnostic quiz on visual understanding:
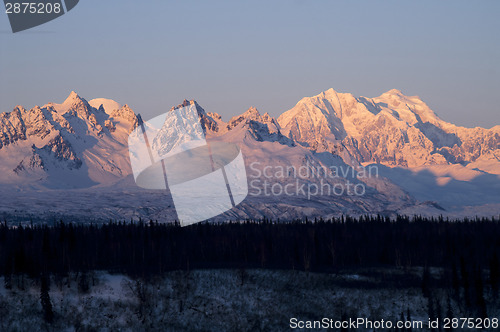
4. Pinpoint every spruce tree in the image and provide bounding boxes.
[40,275,54,323]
